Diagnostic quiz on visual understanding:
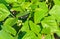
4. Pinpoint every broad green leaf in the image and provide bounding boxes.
[31,0,39,3]
[11,3,23,12]
[21,20,29,32]
[51,35,55,39]
[11,2,31,12]
[16,11,29,17]
[0,4,10,21]
[53,0,60,5]
[22,31,38,39]
[29,20,41,34]
[34,2,48,24]
[34,8,47,24]
[49,5,60,22]
[11,6,24,13]
[4,17,18,26]
[56,30,60,37]
[30,3,37,10]
[5,0,17,3]
[0,0,7,5]
[38,34,42,39]
[37,2,48,9]
[45,34,51,39]
[41,16,58,33]
[45,34,55,39]
[0,30,14,39]
[2,25,16,36]
[21,2,31,10]
[17,0,25,3]
[41,27,51,34]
